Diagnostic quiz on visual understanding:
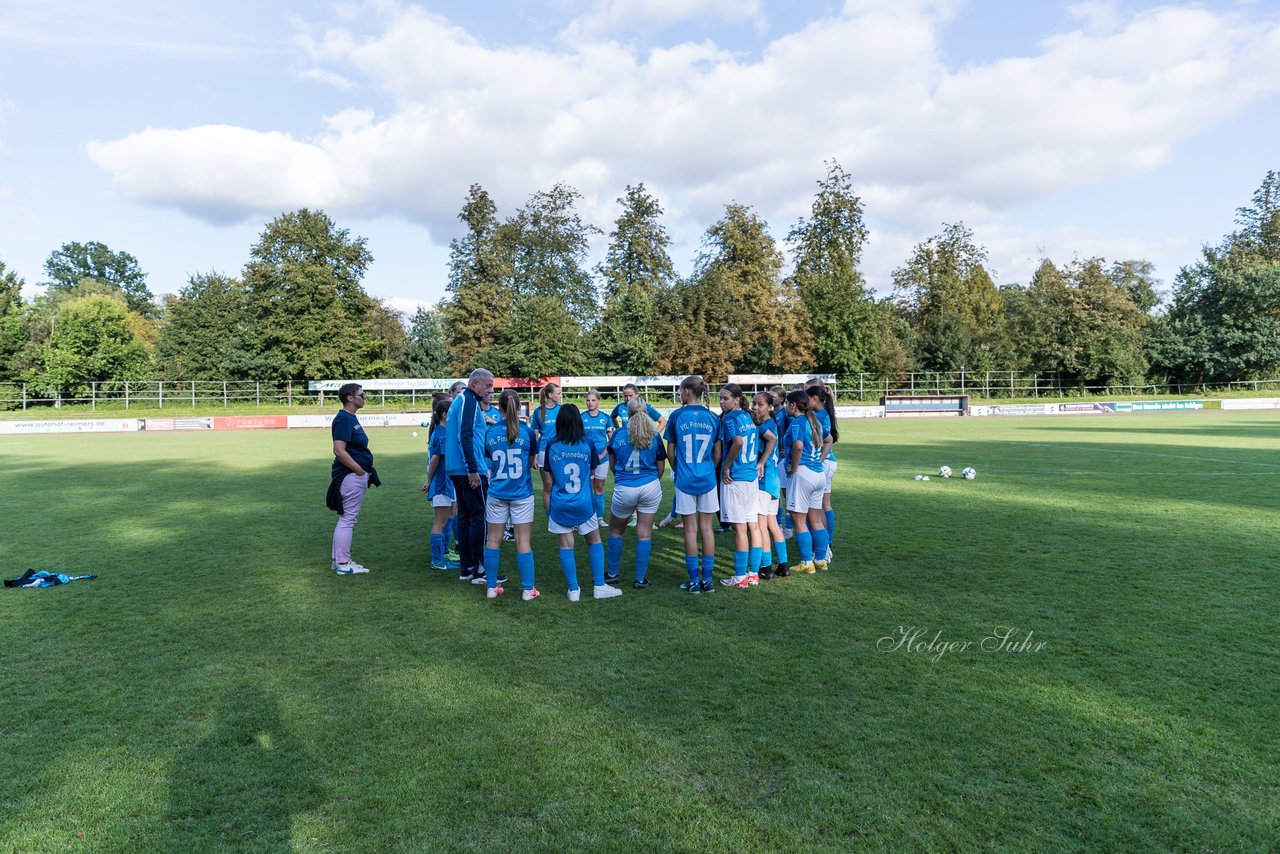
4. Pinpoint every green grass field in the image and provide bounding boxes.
[2,412,1277,851]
